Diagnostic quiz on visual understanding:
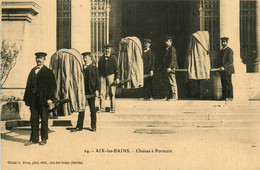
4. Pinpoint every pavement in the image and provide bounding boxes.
[1,99,260,170]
